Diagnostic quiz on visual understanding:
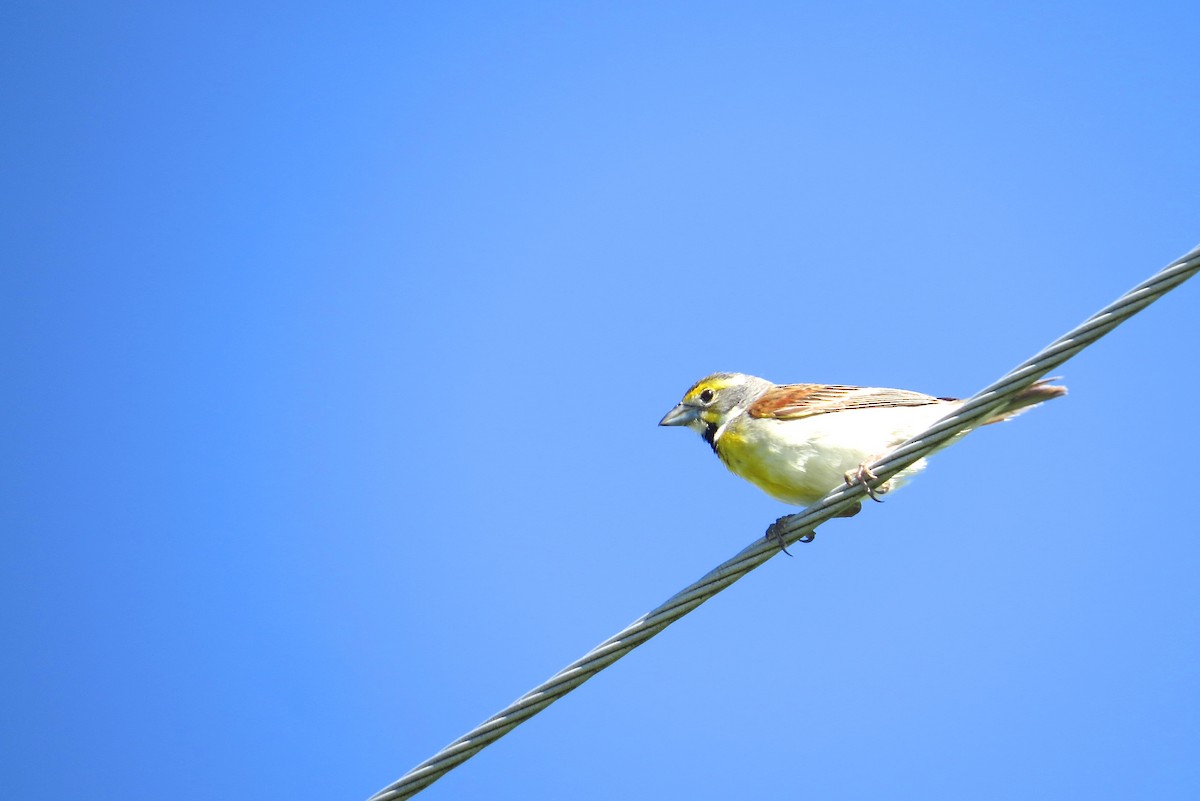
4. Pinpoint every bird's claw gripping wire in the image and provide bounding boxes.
[845,462,890,502]
[765,500,862,554]
[766,514,812,555]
